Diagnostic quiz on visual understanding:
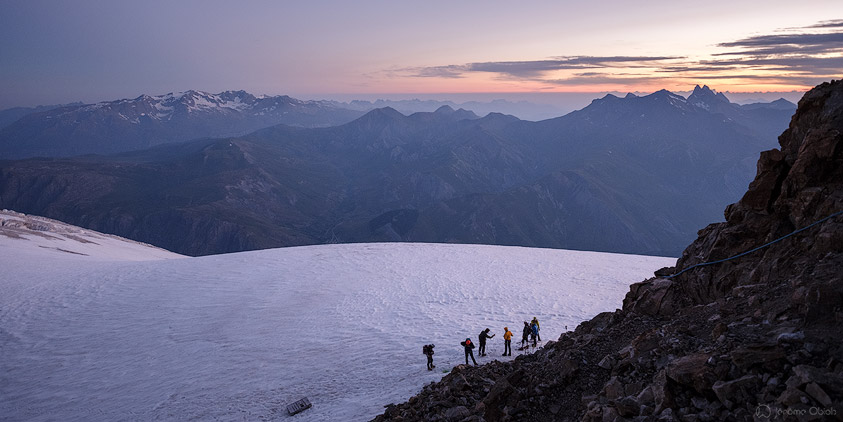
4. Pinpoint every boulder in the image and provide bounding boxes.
[603,376,625,401]
[637,386,655,406]
[616,396,640,417]
[777,387,811,407]
[624,278,676,316]
[710,322,728,341]
[729,344,785,370]
[598,354,616,370]
[483,379,515,421]
[712,375,760,409]
[666,353,718,393]
[444,406,470,421]
[790,365,843,395]
[652,370,675,412]
[804,382,833,408]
